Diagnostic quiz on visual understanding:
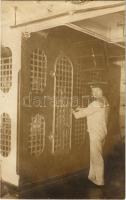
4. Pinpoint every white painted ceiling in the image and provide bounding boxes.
[1,1,86,26]
[1,1,124,27]
[1,1,125,47]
